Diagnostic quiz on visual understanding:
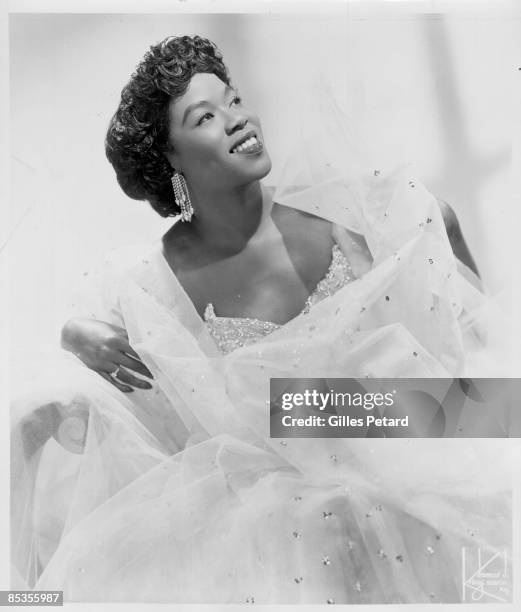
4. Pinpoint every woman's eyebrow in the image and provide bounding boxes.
[182,85,236,124]
[182,100,209,124]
